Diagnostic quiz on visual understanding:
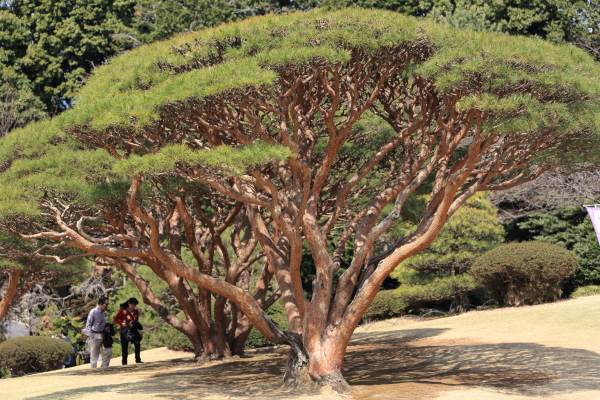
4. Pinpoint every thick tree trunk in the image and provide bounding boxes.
[456,292,470,312]
[182,325,204,358]
[230,311,253,355]
[307,336,352,393]
[110,257,232,358]
[283,331,353,394]
[200,328,232,359]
